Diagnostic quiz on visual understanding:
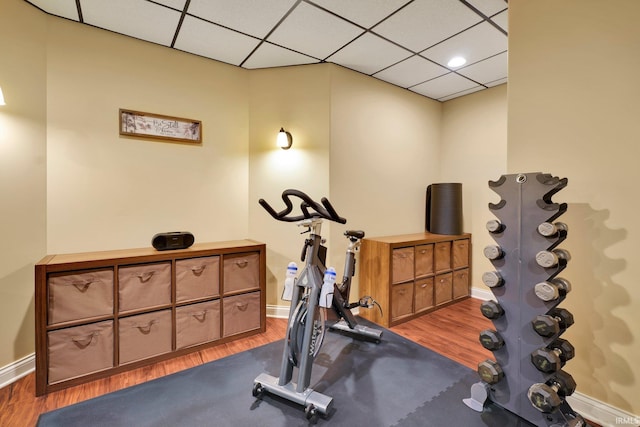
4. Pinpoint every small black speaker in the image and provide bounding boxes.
[151,232,195,251]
